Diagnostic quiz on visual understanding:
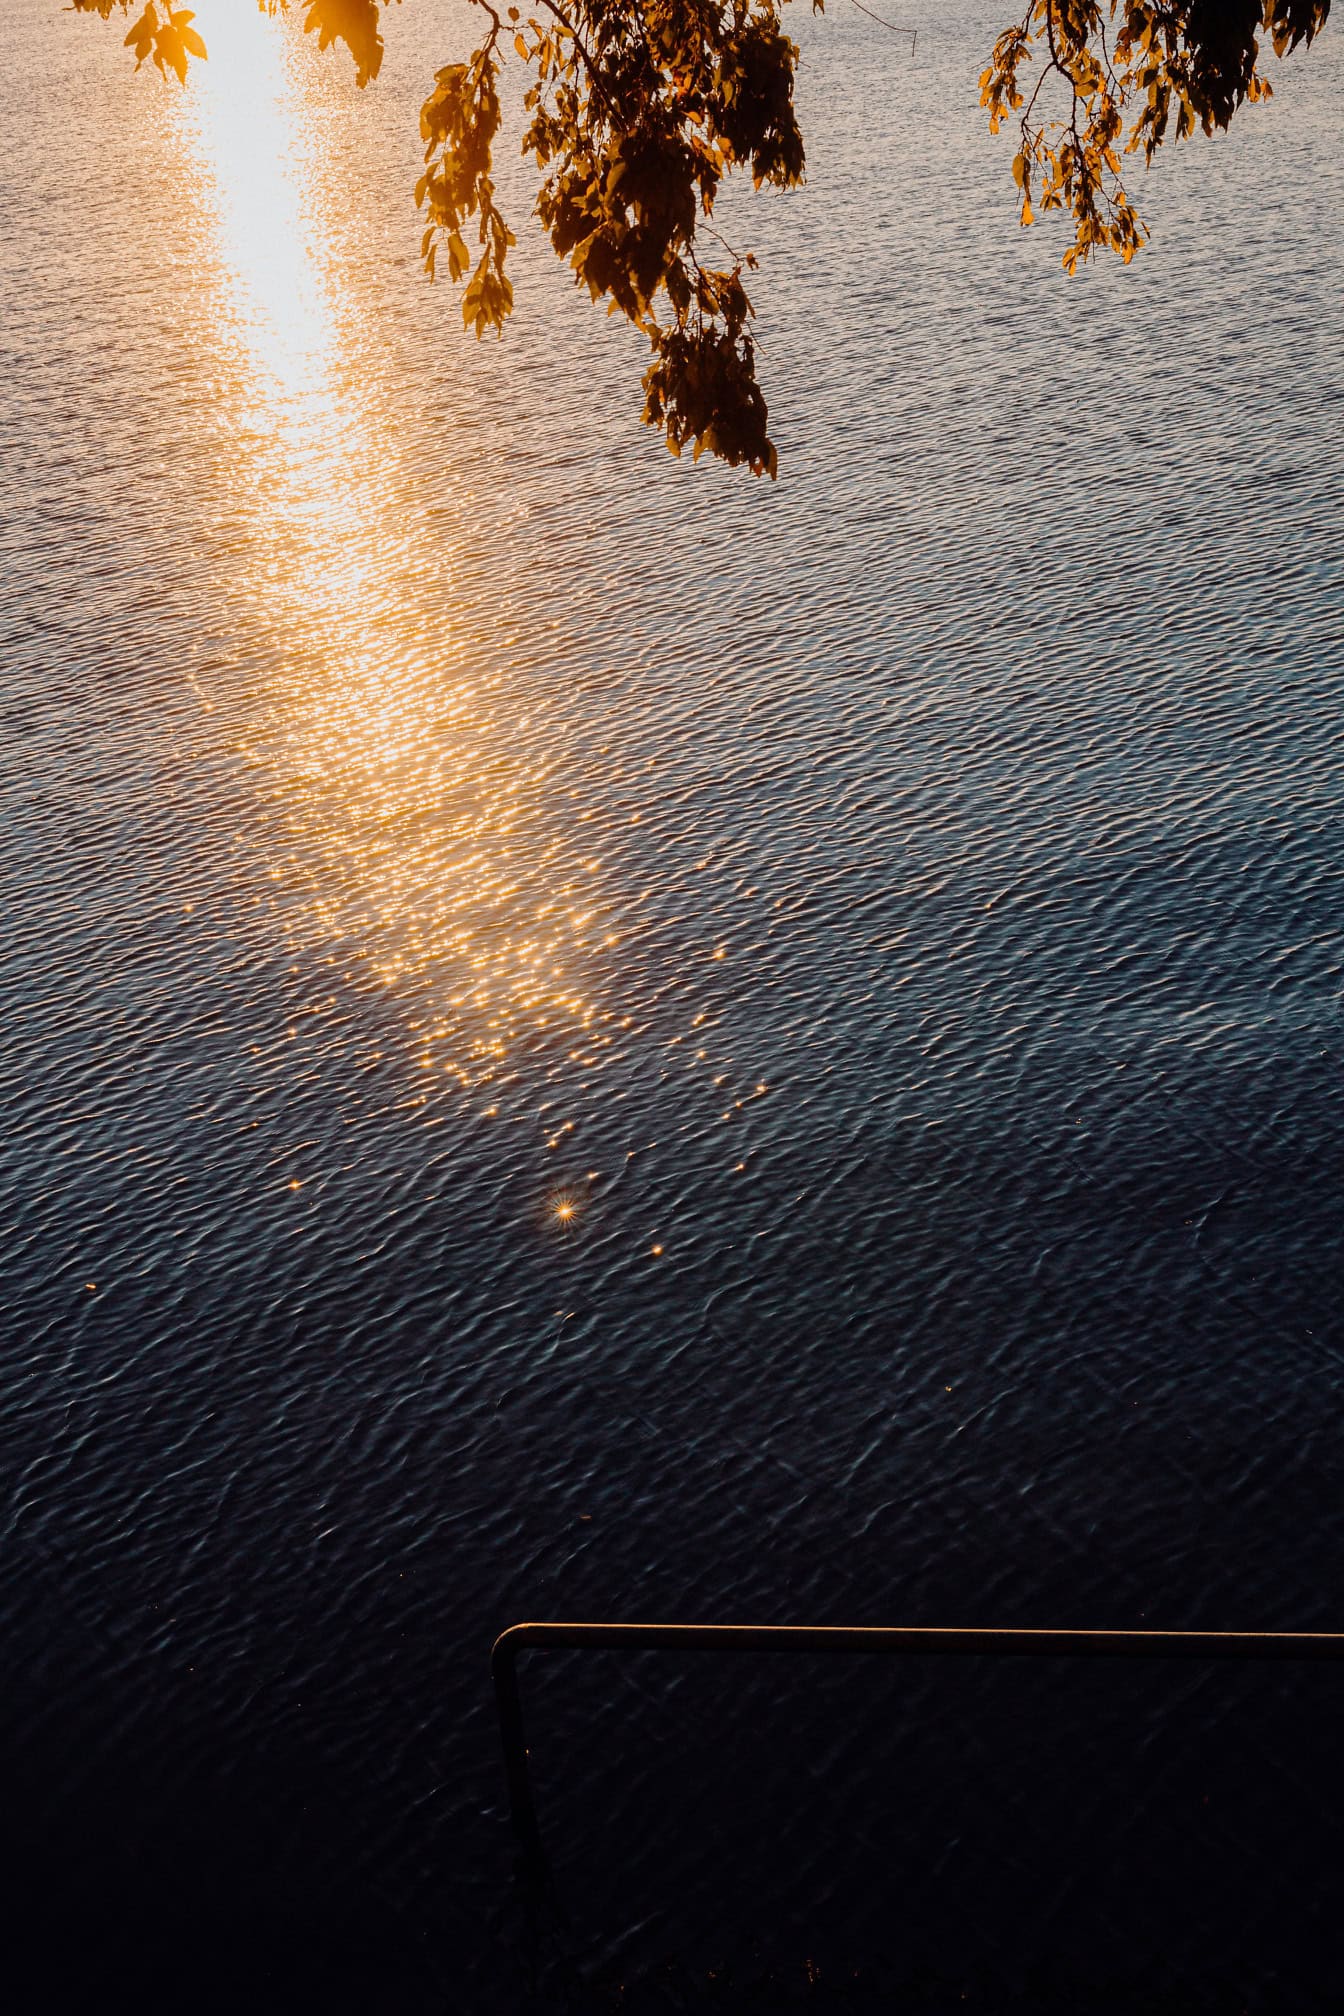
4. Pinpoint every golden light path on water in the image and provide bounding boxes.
[179,2,625,1129]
